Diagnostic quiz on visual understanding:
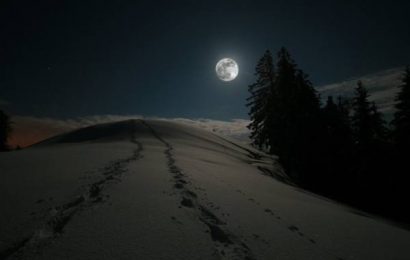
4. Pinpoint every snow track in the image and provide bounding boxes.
[1,137,143,259]
[141,120,344,260]
[141,120,255,260]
